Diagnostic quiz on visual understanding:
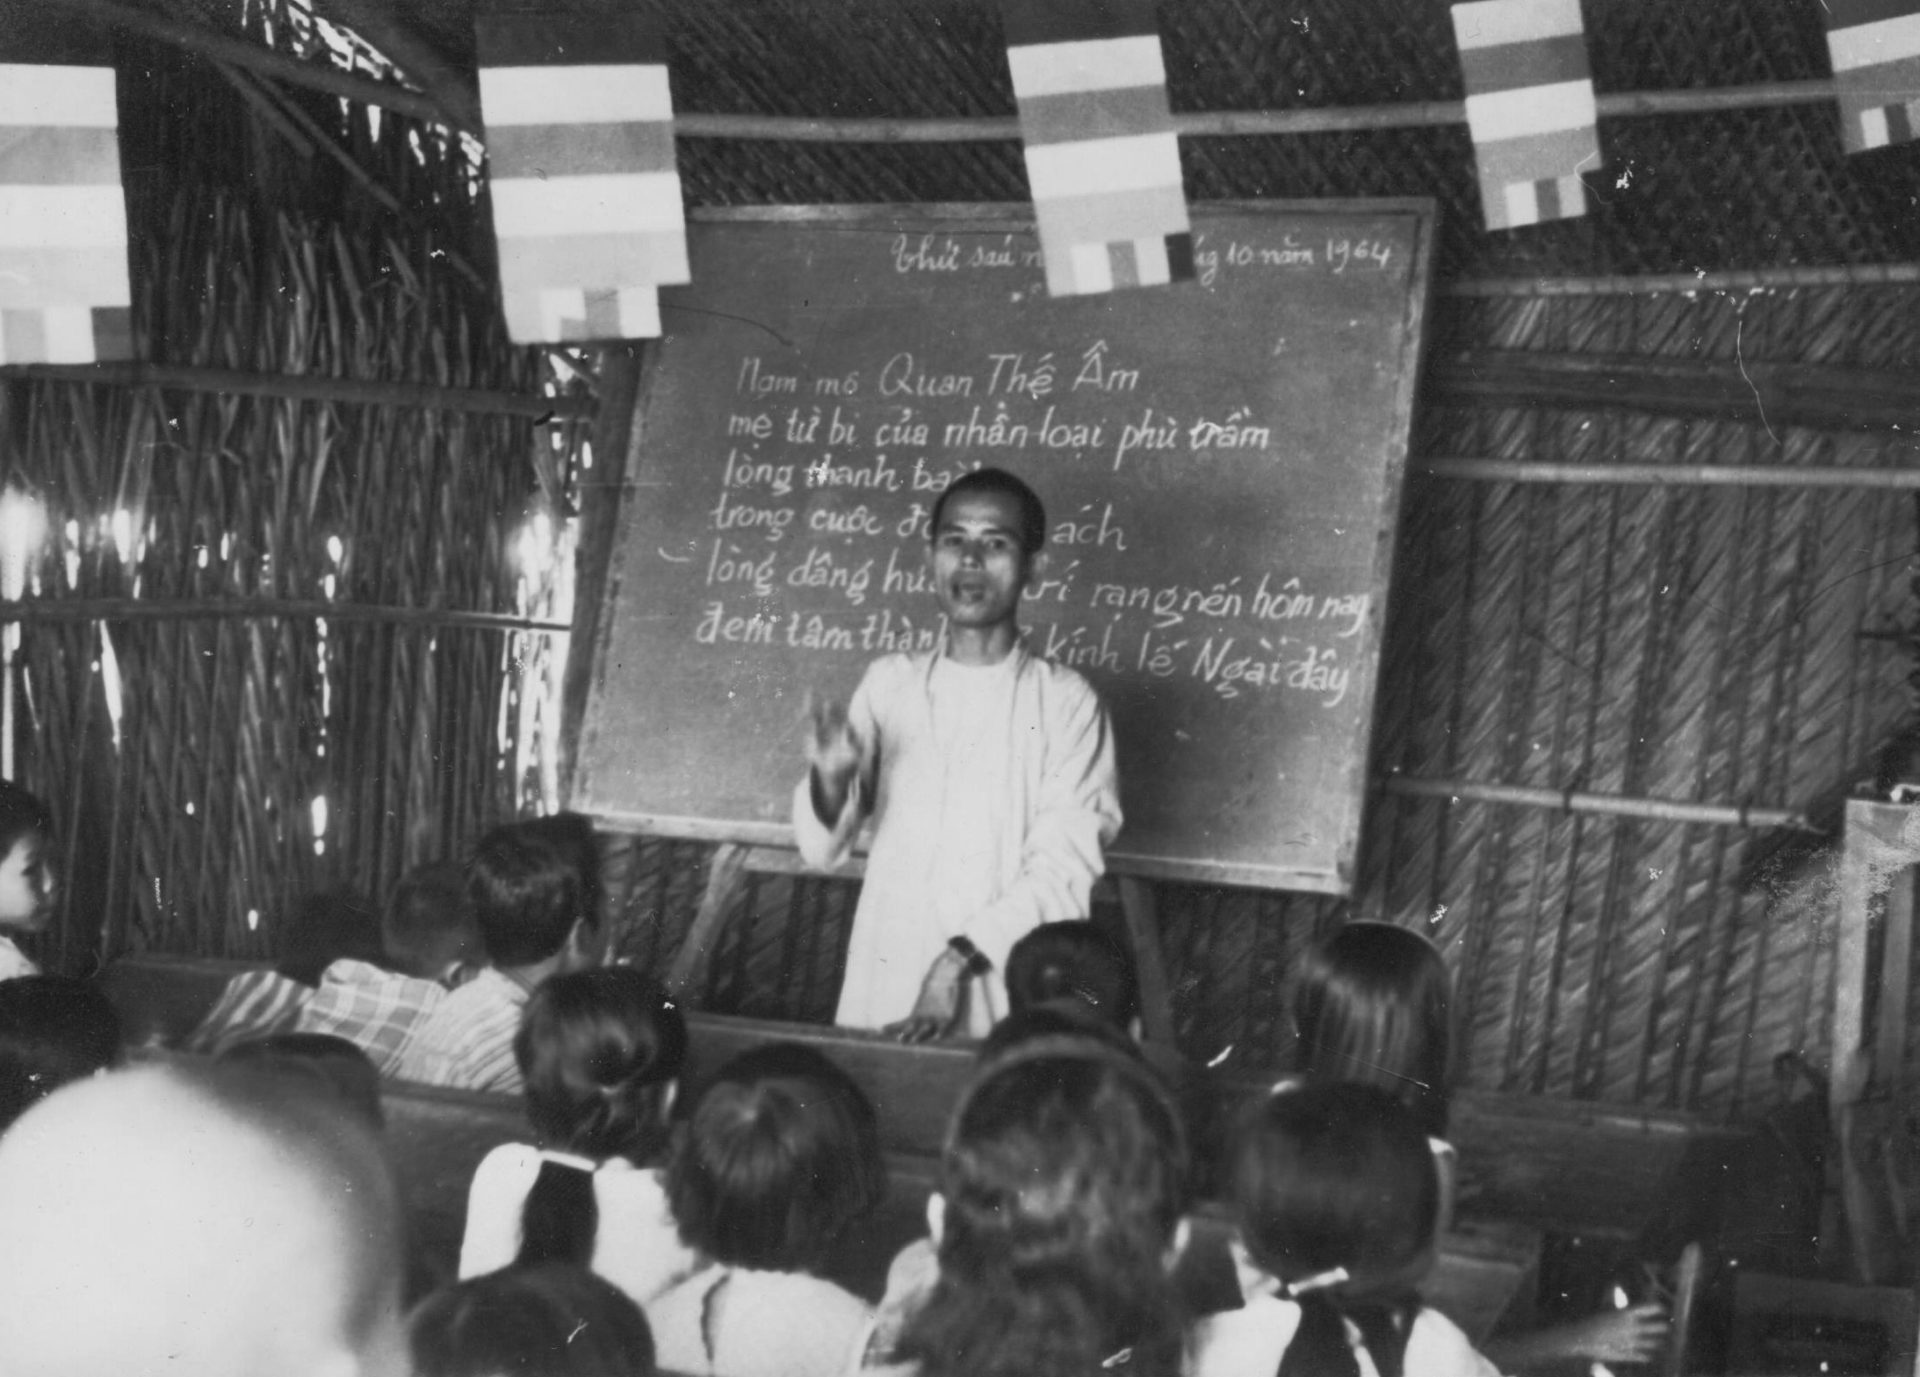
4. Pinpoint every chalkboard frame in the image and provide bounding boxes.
[570,199,1436,894]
